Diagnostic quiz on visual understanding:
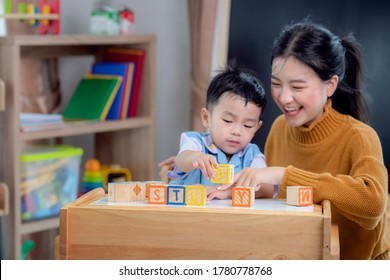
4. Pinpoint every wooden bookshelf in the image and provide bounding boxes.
[0,34,156,259]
